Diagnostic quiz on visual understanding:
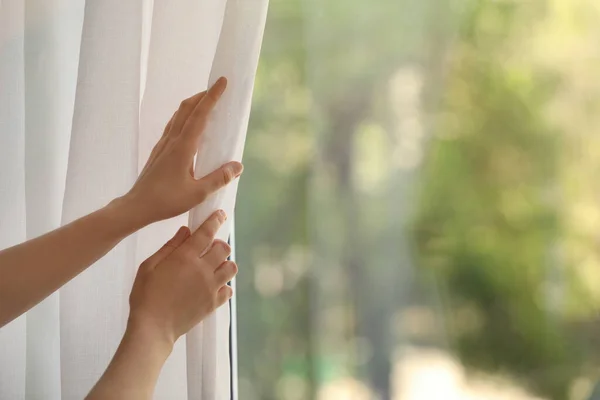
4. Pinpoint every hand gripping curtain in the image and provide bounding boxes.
[0,0,269,399]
